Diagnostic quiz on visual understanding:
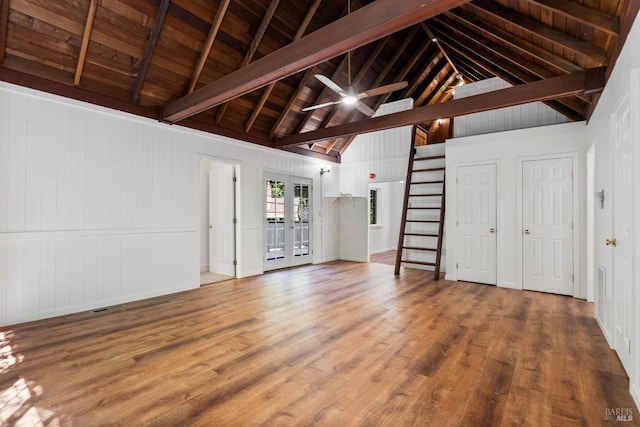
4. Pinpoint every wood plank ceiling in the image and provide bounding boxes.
[0,0,637,162]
